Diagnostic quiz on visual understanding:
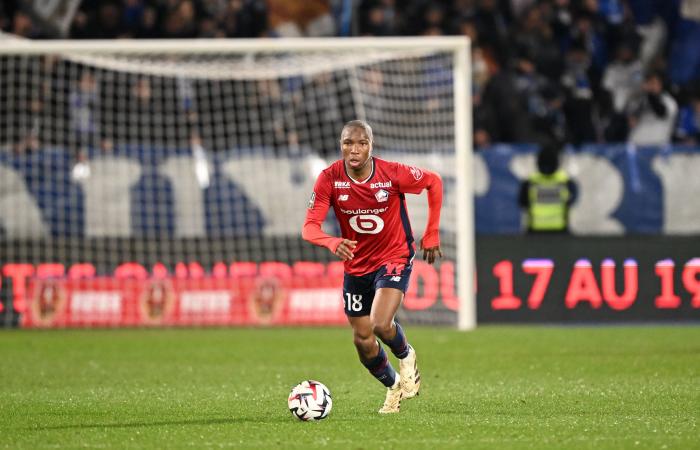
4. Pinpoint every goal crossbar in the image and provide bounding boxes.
[0,37,469,55]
